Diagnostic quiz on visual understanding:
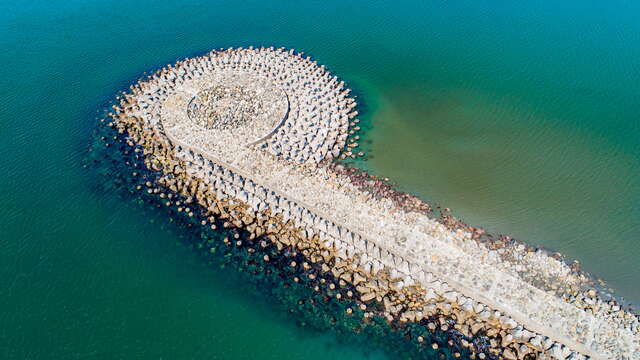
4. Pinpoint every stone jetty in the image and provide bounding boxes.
[108,47,639,359]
